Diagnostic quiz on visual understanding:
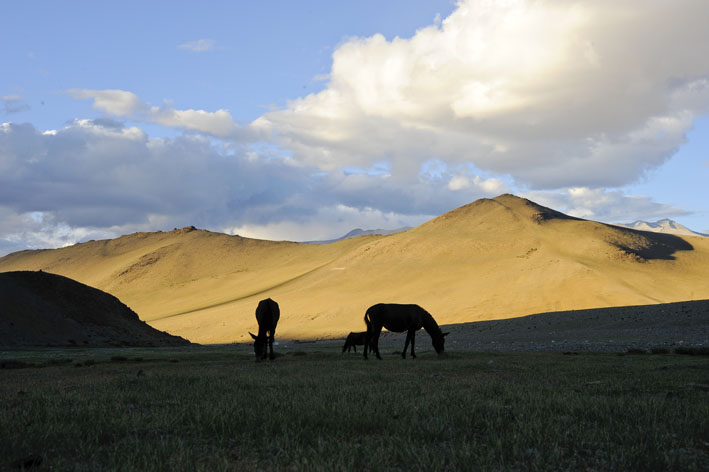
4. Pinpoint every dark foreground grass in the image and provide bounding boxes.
[1,346,708,471]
